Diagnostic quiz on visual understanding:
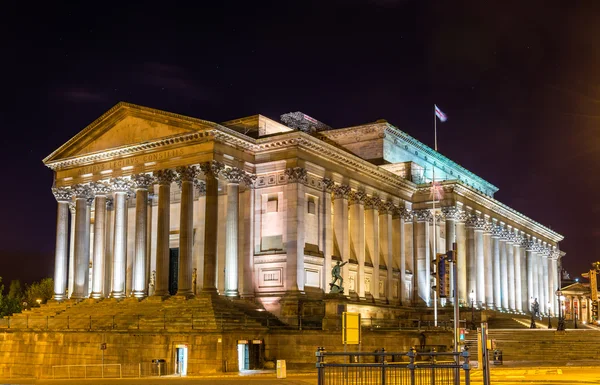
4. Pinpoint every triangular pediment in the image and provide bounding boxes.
[44,102,215,164]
